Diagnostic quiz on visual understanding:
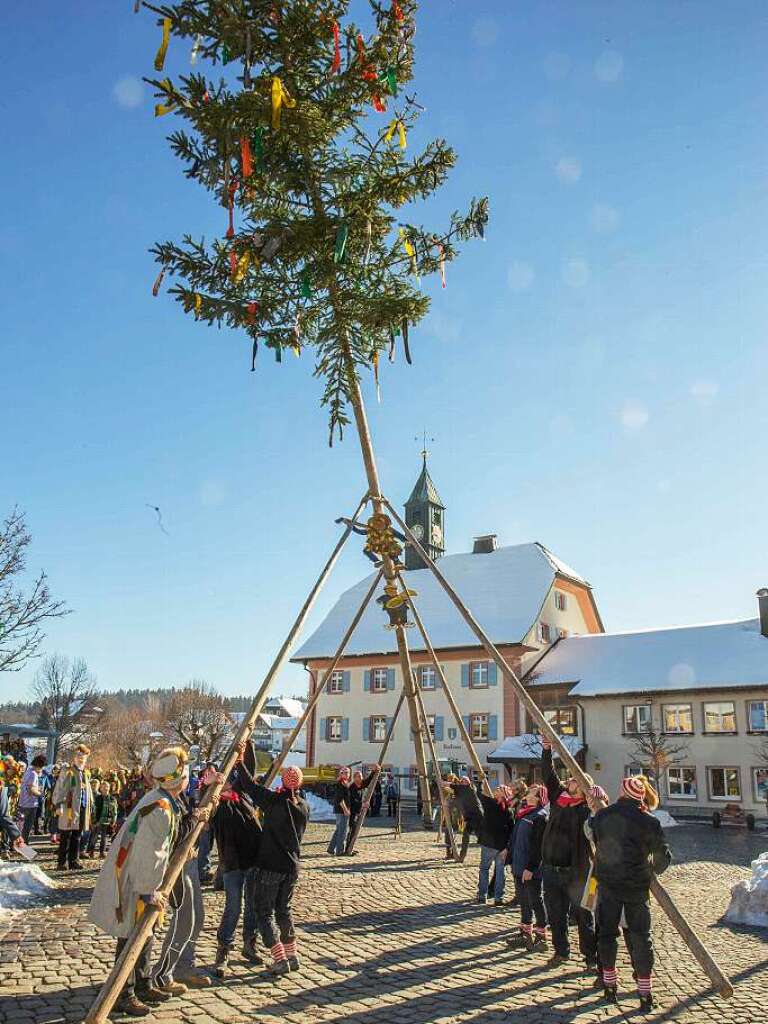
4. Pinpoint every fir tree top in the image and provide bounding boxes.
[143,0,488,443]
